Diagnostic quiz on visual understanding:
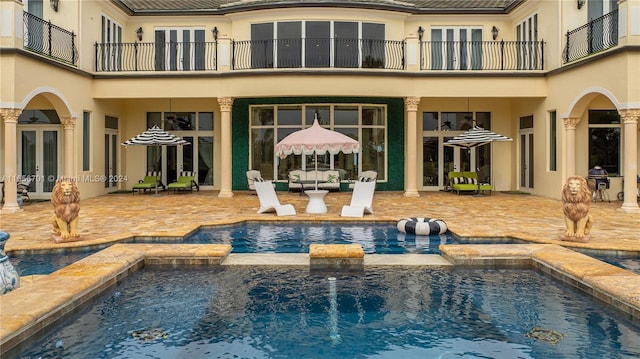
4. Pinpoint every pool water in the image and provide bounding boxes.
[184,222,467,254]
[14,266,640,359]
